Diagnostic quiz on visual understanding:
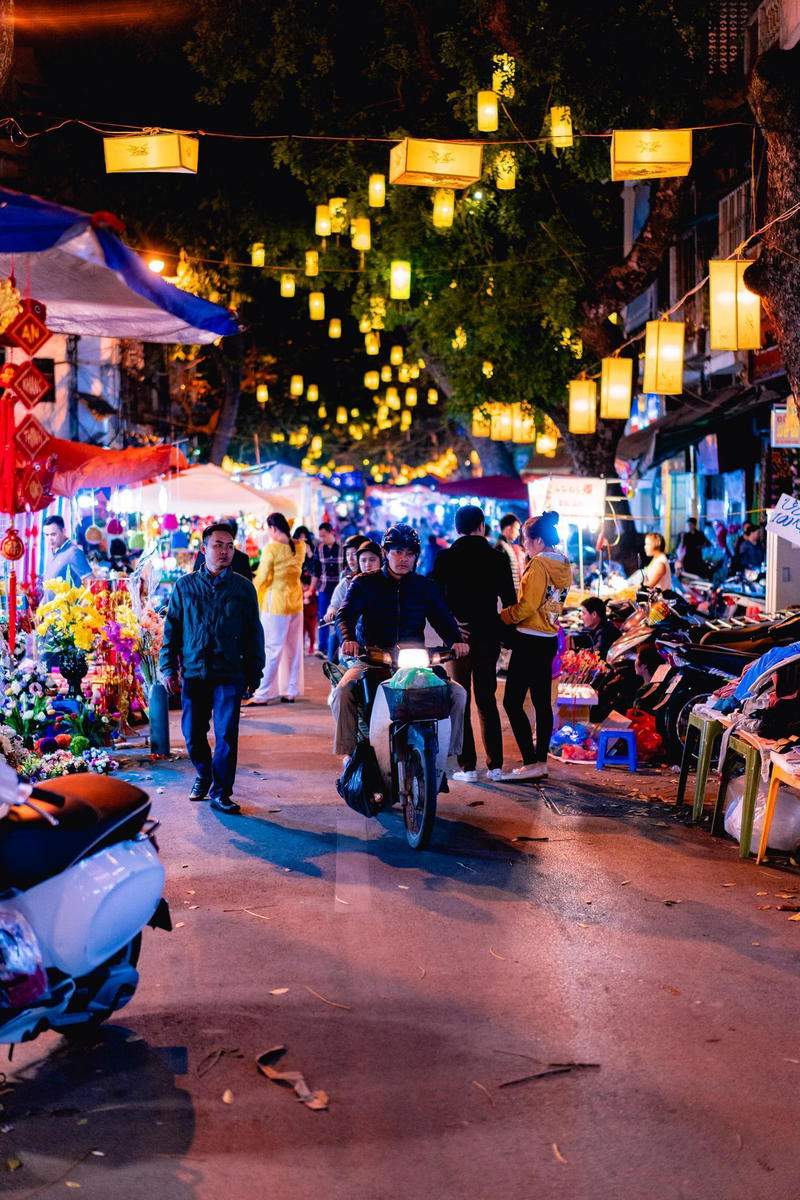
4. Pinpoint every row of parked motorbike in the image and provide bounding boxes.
[575,589,800,760]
